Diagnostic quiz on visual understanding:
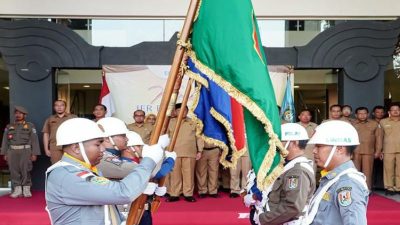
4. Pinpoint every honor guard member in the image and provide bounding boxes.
[121,131,176,225]
[96,117,138,179]
[1,106,41,198]
[303,121,369,225]
[42,100,77,164]
[255,123,315,225]
[45,118,165,225]
[127,110,154,144]
[196,142,221,198]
